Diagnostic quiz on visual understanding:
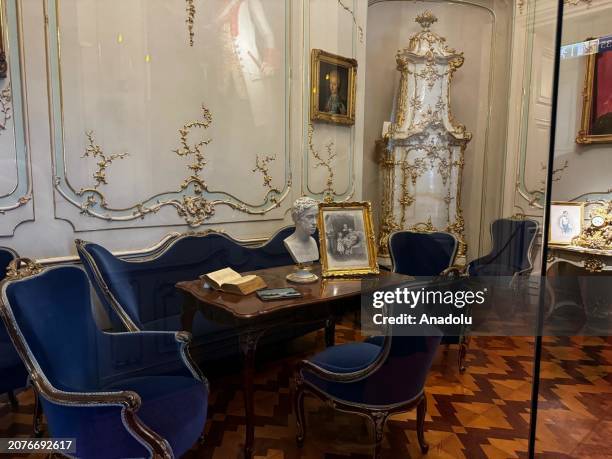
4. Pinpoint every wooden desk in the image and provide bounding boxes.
[177,264,413,458]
